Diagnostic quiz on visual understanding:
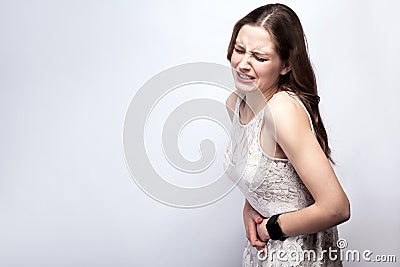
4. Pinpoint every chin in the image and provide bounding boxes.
[236,83,260,94]
[233,79,258,93]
